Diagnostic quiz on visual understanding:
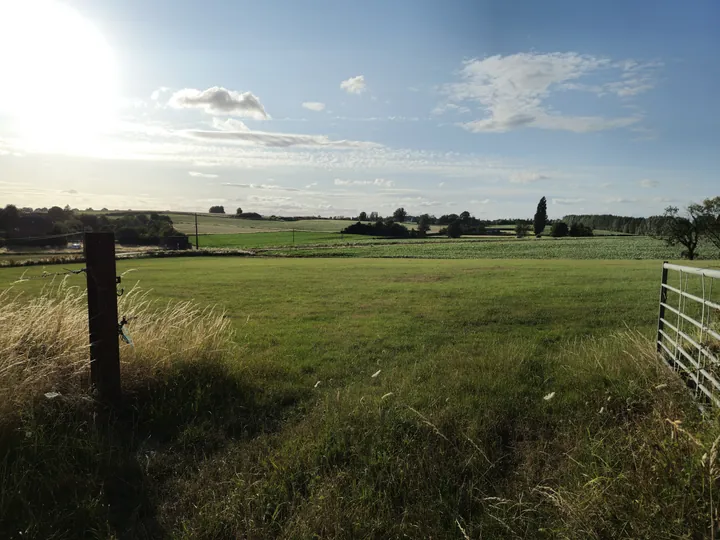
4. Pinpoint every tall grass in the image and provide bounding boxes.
[0,278,234,413]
